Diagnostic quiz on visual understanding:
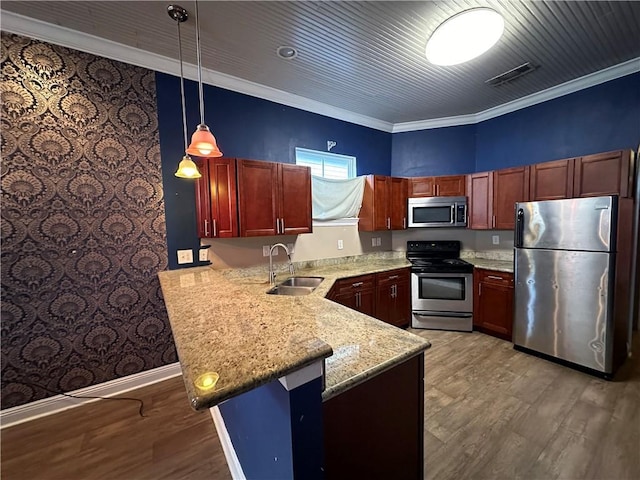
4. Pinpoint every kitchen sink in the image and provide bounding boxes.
[266,276,324,296]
